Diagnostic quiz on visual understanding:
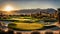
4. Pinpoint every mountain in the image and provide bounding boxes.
[14,8,57,15]
[46,8,57,14]
[0,8,57,15]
